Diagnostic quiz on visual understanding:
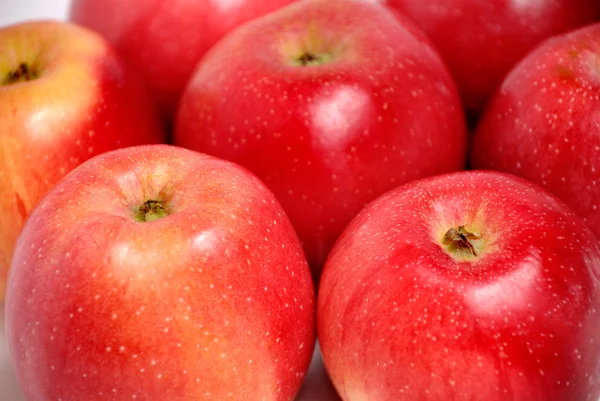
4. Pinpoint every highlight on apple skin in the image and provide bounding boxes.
[318,170,600,401]
[0,20,166,301]
[4,144,316,401]
[174,0,468,279]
